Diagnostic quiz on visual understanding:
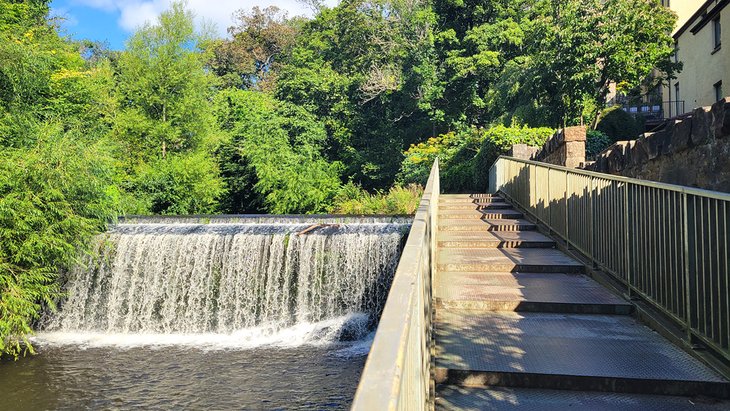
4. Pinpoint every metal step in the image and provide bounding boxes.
[439,203,513,210]
[440,195,505,203]
[435,386,730,410]
[439,209,524,220]
[437,231,554,248]
[434,272,632,315]
[438,219,537,232]
[433,310,730,398]
[437,248,584,273]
